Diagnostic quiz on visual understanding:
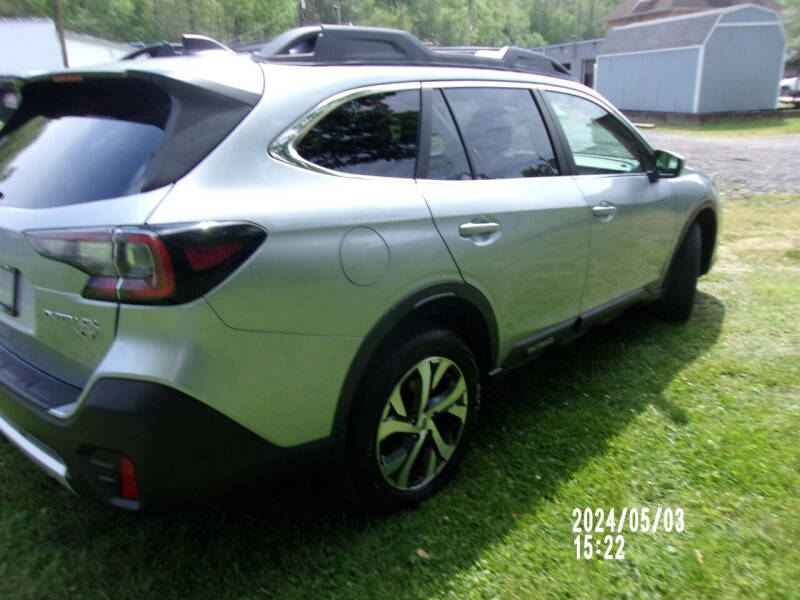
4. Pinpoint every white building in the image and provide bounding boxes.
[0,17,130,77]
